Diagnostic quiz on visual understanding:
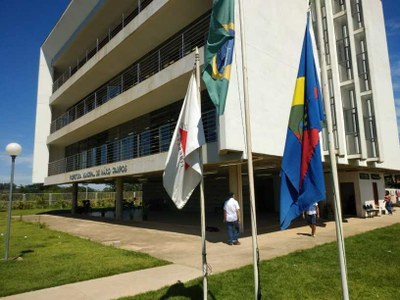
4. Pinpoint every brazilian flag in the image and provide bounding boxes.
[202,0,235,115]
